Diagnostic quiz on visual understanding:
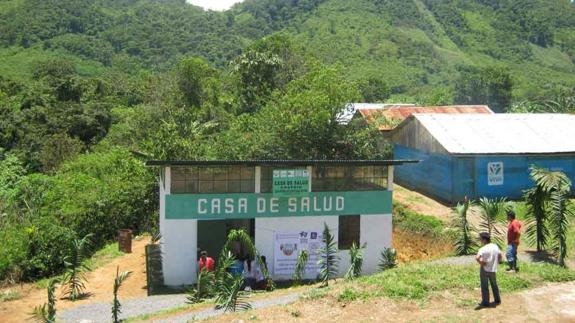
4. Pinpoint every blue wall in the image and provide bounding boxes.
[395,144,575,204]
